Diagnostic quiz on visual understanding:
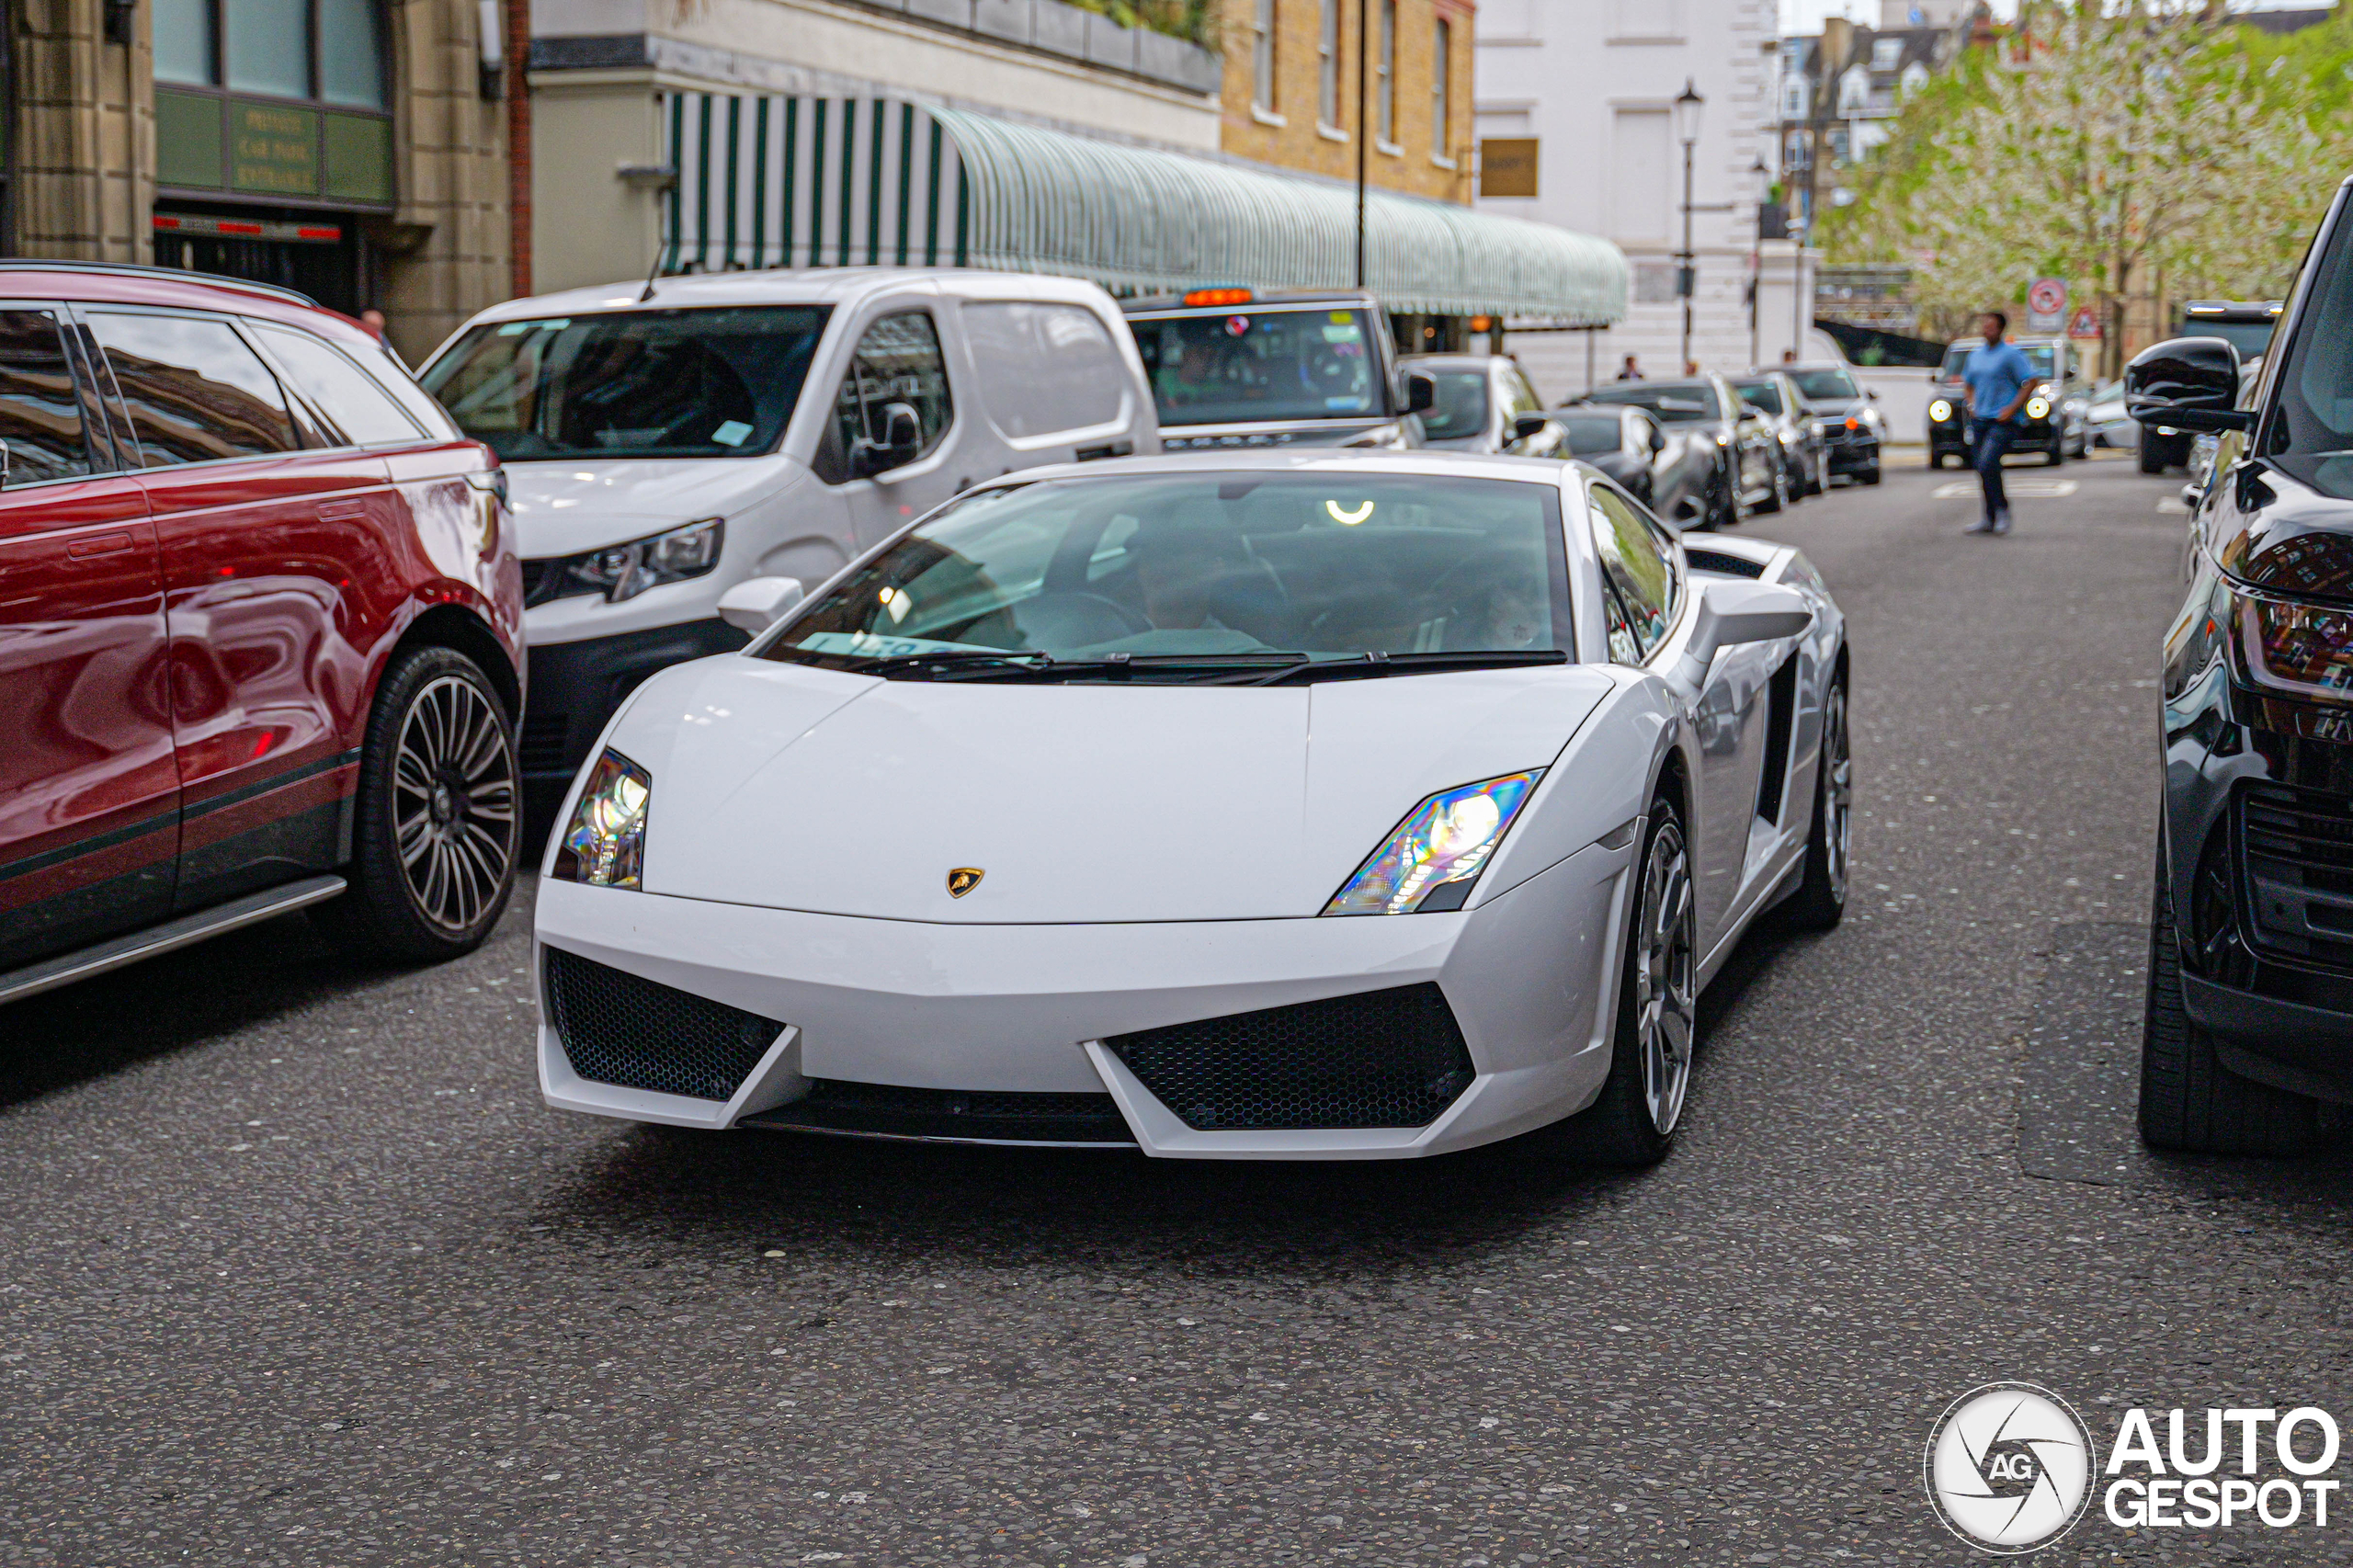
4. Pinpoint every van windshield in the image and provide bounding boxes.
[1131,307,1384,427]
[420,306,831,460]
